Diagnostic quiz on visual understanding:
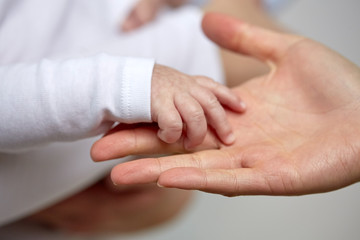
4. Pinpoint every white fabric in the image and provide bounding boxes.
[0,55,154,152]
[0,0,223,231]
